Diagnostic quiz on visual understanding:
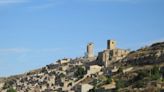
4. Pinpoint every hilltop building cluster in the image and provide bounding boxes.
[0,39,143,92]
[98,40,130,67]
[86,39,129,67]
